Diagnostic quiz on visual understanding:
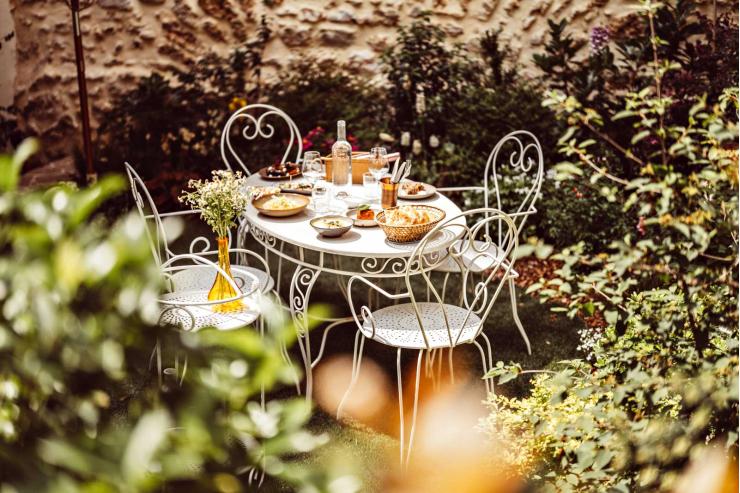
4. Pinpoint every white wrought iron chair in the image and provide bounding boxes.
[435,130,544,355]
[126,165,272,331]
[220,103,303,295]
[220,103,303,175]
[337,208,518,467]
